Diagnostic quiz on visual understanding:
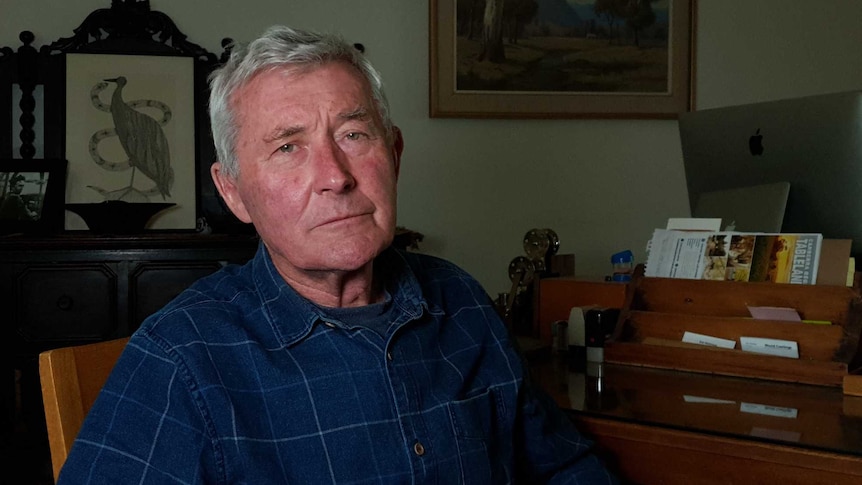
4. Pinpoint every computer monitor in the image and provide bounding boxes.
[691,181,789,233]
[679,90,862,254]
